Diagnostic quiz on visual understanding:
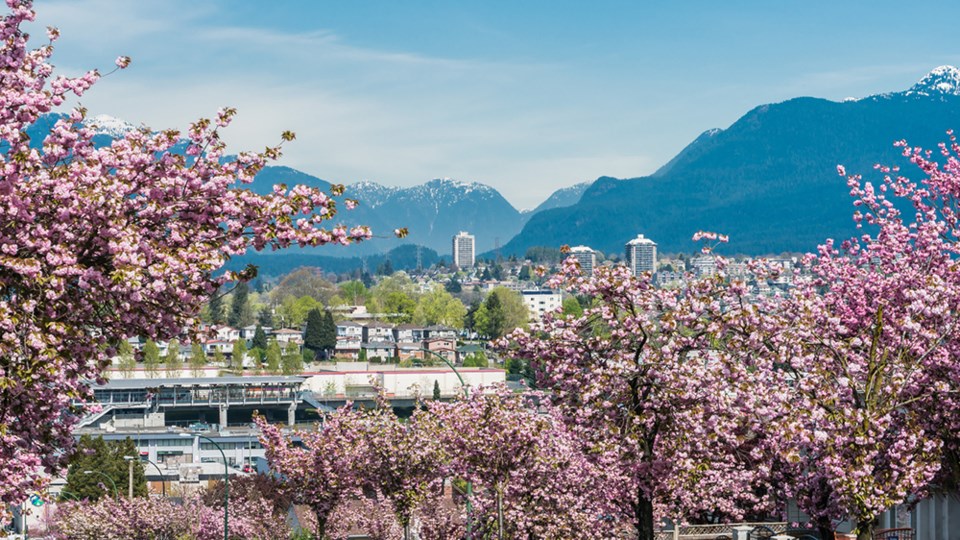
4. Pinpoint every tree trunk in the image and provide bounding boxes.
[316,512,328,540]
[497,487,505,539]
[635,493,655,540]
[856,519,875,540]
[817,525,834,540]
